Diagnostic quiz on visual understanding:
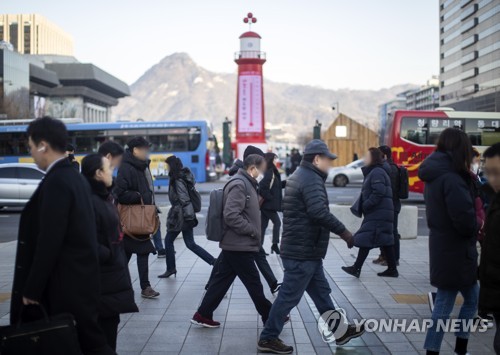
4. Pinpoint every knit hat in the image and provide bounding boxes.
[243,145,265,159]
